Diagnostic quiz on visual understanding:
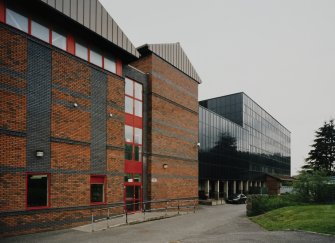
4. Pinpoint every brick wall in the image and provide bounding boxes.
[265,176,280,195]
[0,25,125,236]
[132,54,199,201]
